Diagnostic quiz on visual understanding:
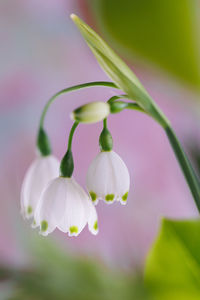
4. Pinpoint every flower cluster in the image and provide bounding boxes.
[21,103,130,237]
